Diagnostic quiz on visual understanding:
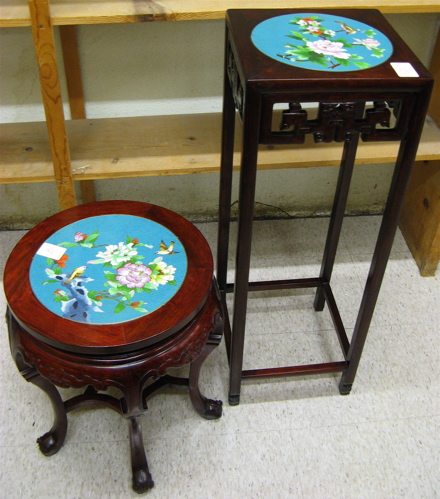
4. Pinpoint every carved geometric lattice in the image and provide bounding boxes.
[279,101,392,143]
